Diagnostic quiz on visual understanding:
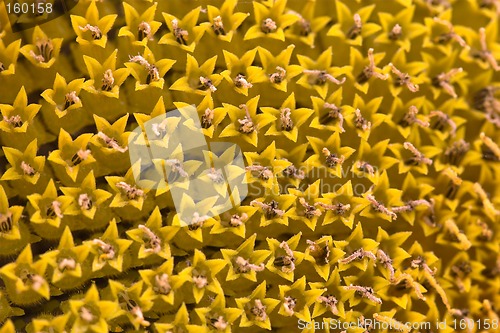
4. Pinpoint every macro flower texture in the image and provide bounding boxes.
[0,0,500,332]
